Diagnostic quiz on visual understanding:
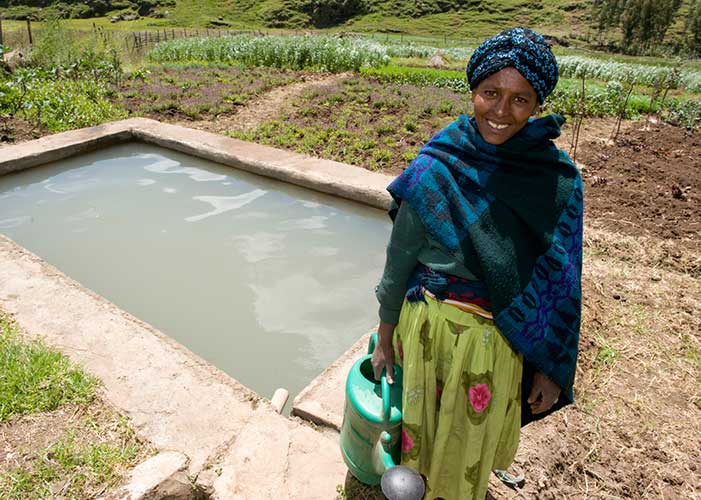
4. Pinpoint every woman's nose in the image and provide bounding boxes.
[494,97,509,117]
